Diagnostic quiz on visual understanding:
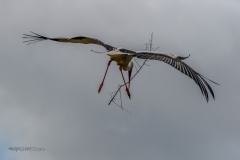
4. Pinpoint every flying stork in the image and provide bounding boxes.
[23,32,219,102]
